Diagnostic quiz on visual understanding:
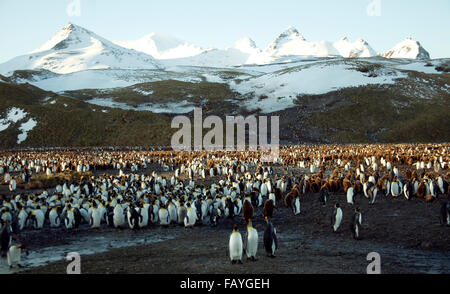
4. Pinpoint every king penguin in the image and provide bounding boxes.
[263,216,278,258]
[350,207,362,240]
[184,202,197,228]
[7,244,28,268]
[49,207,61,228]
[229,224,243,264]
[0,220,12,257]
[440,201,450,226]
[113,201,125,228]
[158,202,170,227]
[331,203,343,232]
[244,220,258,261]
[127,204,141,230]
